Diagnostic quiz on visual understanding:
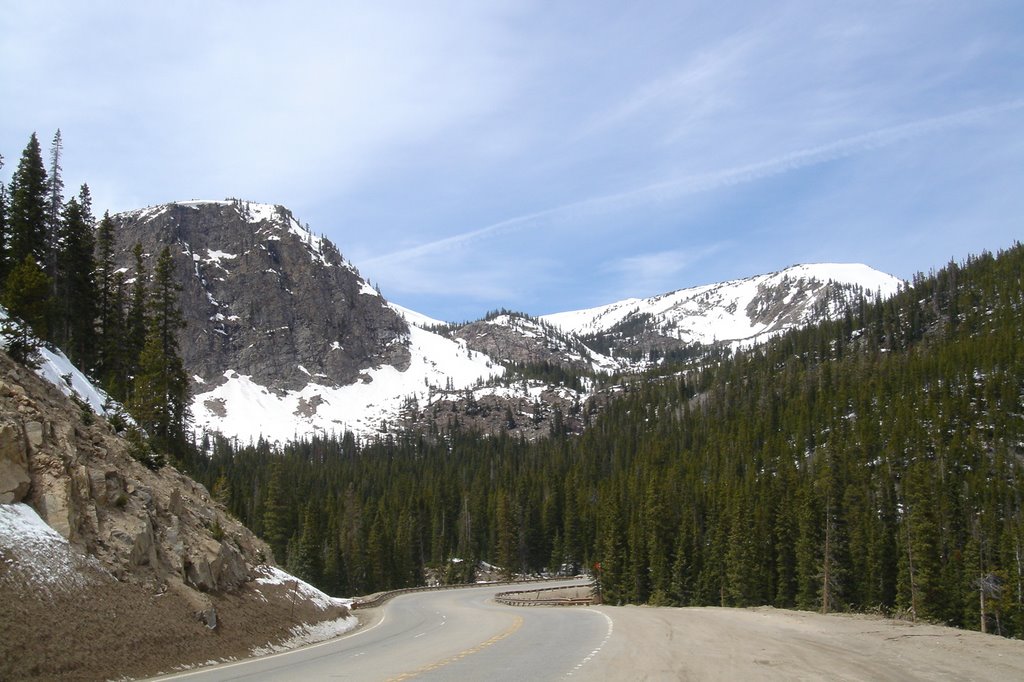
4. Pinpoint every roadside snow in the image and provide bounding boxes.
[249,615,359,656]
[0,503,106,594]
[254,565,353,611]
[249,564,357,655]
